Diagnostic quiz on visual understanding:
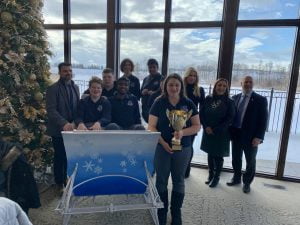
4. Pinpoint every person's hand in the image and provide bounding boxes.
[173,130,183,140]
[252,138,262,147]
[161,141,173,154]
[89,122,101,130]
[142,89,149,95]
[63,123,74,131]
[77,123,88,131]
[205,127,213,135]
